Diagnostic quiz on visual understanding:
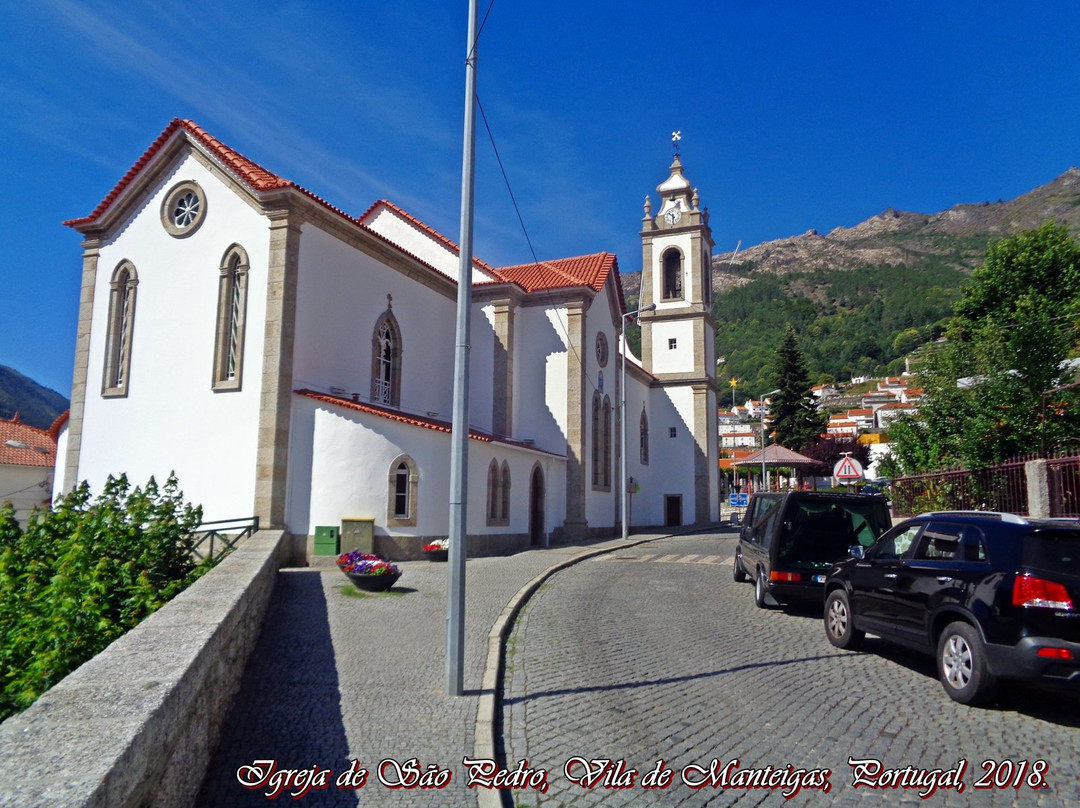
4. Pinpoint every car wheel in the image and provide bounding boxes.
[733,548,748,583]
[754,568,772,609]
[937,622,997,706]
[824,590,864,650]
